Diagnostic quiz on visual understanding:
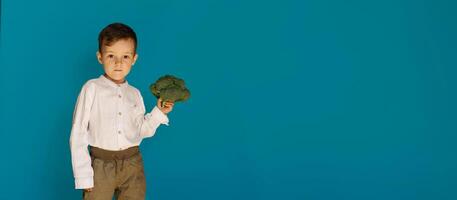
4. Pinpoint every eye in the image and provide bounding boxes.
[123,55,130,59]
[107,54,114,58]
